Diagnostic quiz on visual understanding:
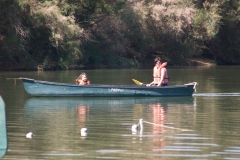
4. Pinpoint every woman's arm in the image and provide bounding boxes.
[160,62,167,68]
[76,78,80,84]
[146,81,154,86]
